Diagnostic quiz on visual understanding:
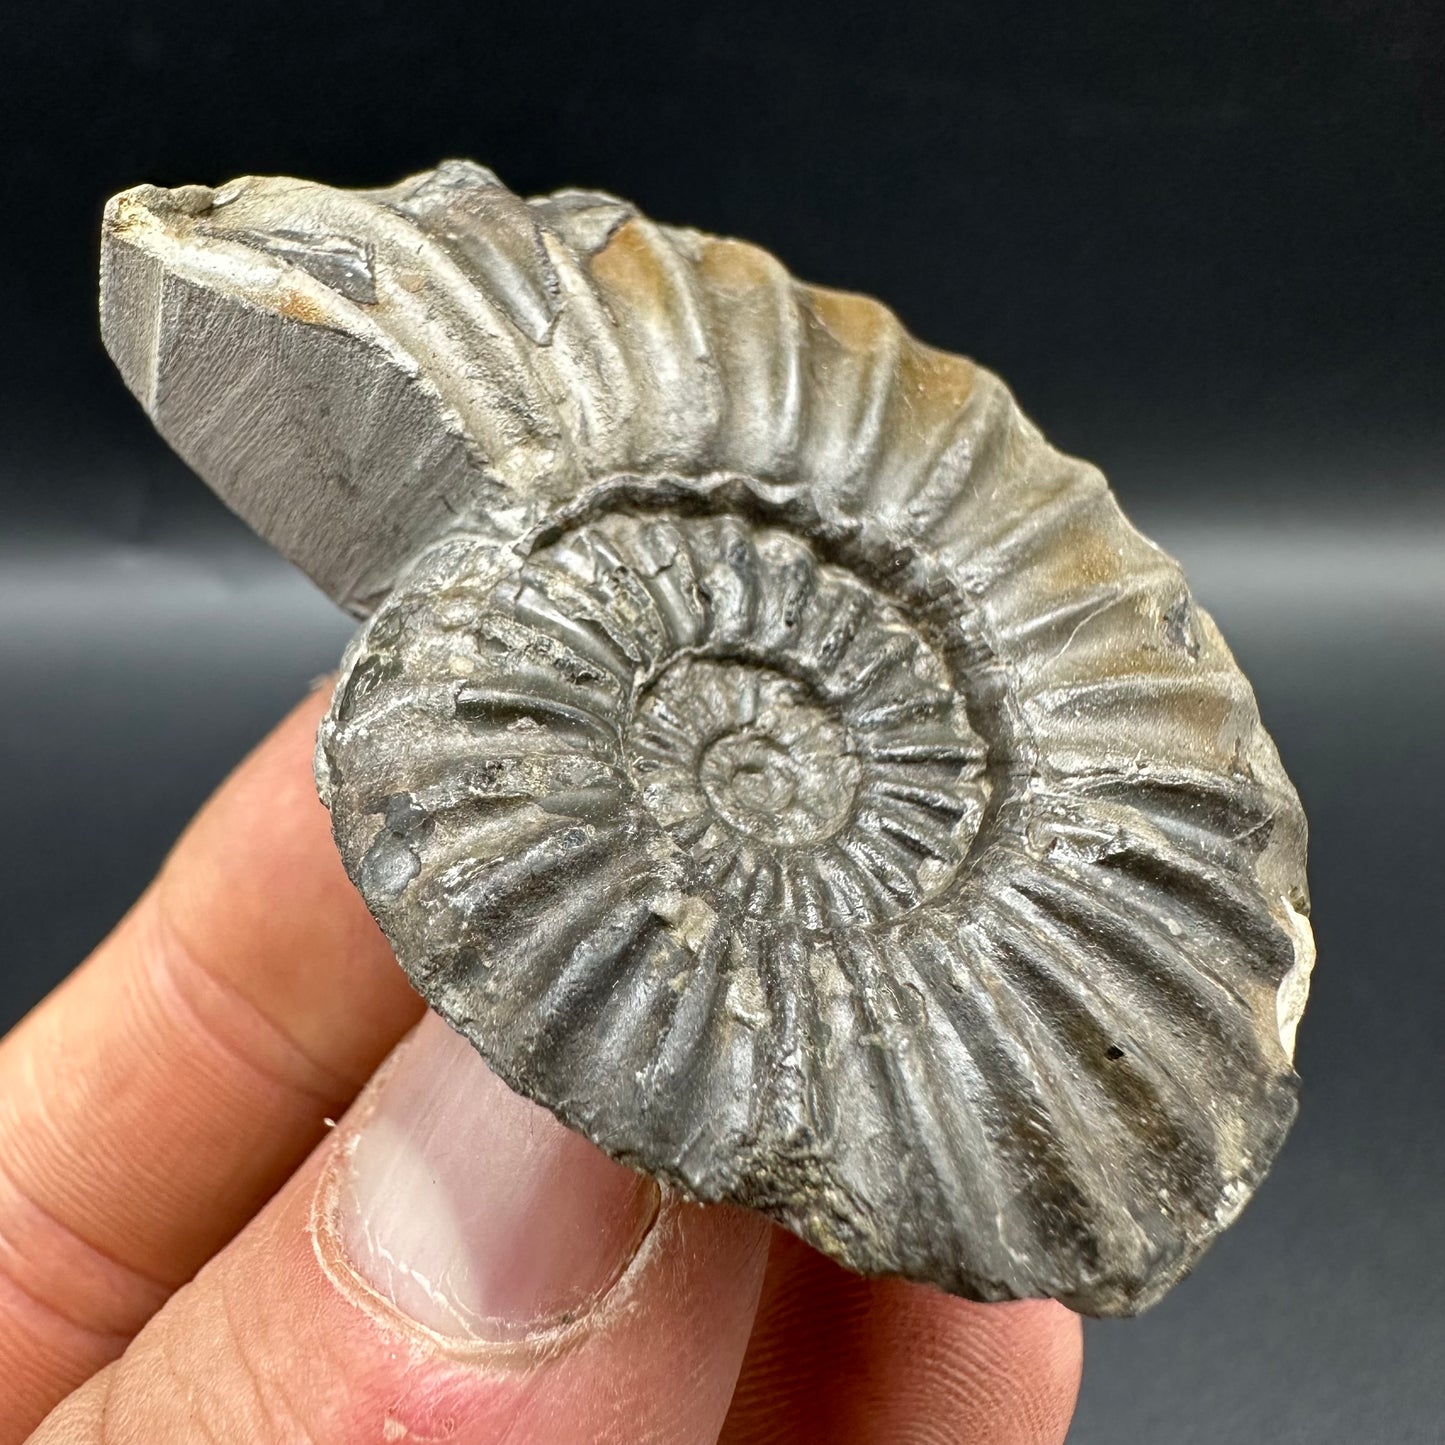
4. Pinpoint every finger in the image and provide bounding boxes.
[33,1013,772,1445]
[0,686,423,1438]
[720,1231,1081,1445]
